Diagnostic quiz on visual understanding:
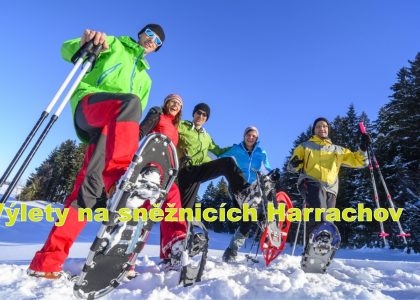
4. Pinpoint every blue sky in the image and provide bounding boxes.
[1,0,420,188]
